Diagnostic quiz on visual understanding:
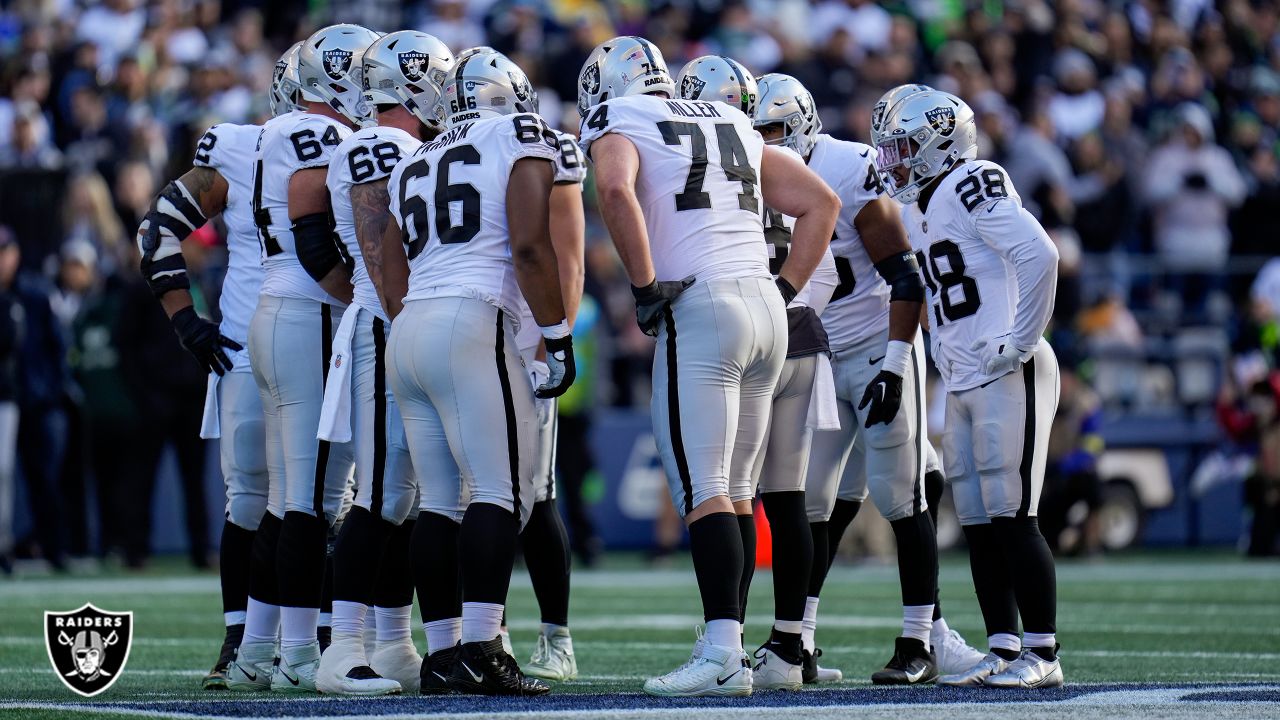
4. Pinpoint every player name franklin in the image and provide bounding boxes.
[51,616,125,628]
[665,100,723,118]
